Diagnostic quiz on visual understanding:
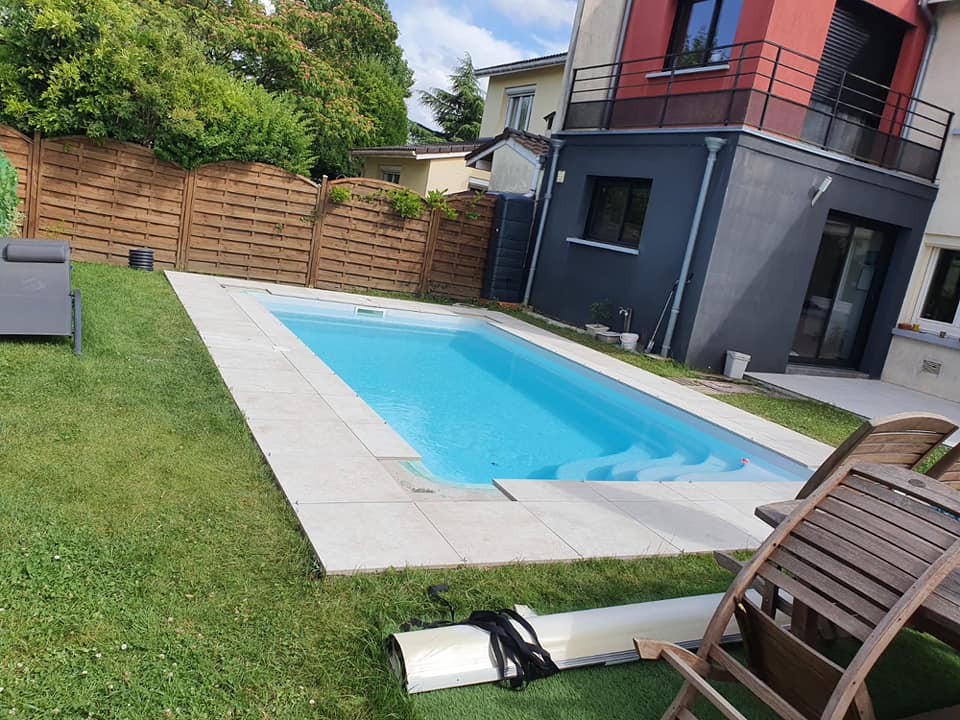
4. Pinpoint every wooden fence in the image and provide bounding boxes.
[0,127,498,298]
